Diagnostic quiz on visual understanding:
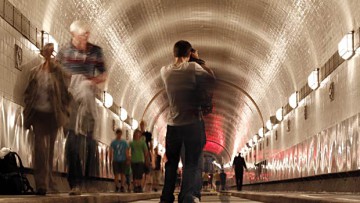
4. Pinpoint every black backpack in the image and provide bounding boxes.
[0,151,34,195]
